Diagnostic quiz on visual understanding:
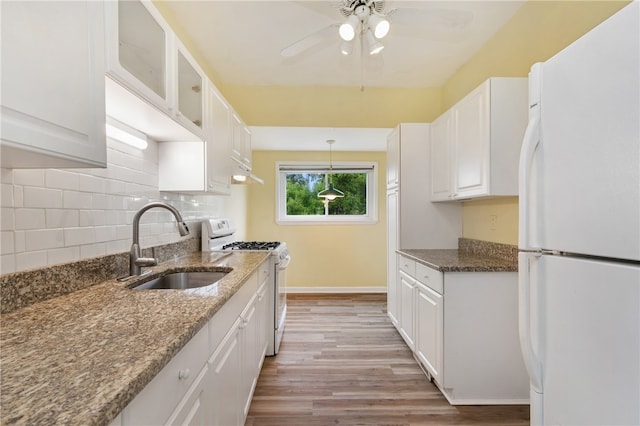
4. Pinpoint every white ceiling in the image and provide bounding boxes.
[162,0,524,89]
[161,0,524,150]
